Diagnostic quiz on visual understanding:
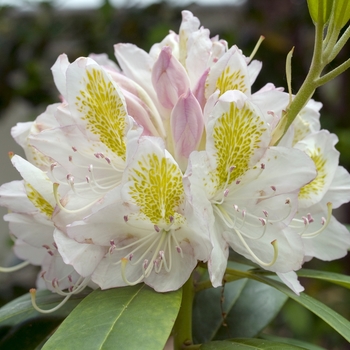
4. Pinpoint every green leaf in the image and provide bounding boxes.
[42,284,182,350]
[260,333,326,350]
[297,268,350,289]
[0,289,92,327]
[215,280,288,339]
[192,275,248,343]
[200,338,306,349]
[307,0,333,24]
[249,274,350,342]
